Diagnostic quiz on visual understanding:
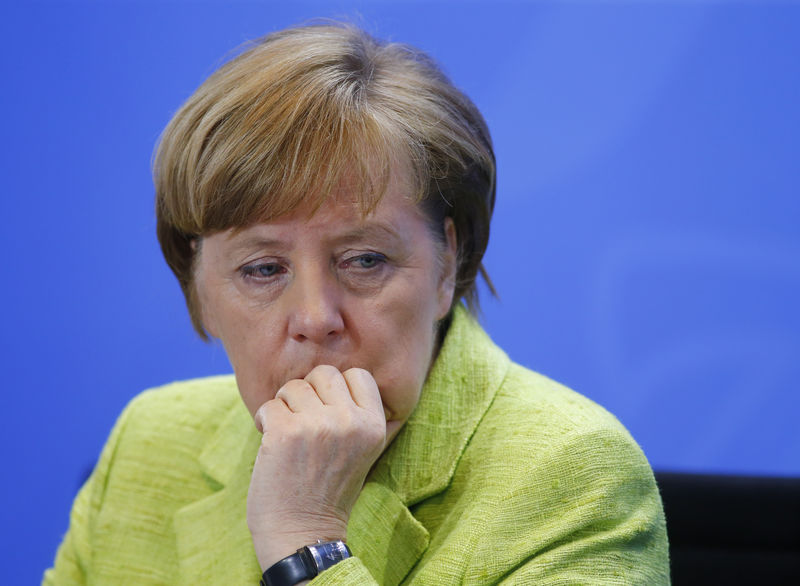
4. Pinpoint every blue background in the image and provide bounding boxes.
[2,1,798,581]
